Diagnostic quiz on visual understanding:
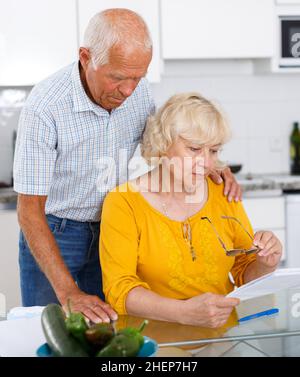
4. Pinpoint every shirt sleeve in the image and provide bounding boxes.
[230,201,257,287]
[100,191,150,315]
[13,107,57,195]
